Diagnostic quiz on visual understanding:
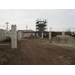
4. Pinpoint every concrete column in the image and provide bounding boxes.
[62,31,65,35]
[49,31,51,39]
[7,31,10,37]
[0,30,2,41]
[2,30,3,41]
[0,30,4,41]
[18,31,22,41]
[3,30,7,40]
[3,30,5,40]
[37,33,38,37]
[11,25,17,49]
[42,32,43,38]
[5,30,7,39]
